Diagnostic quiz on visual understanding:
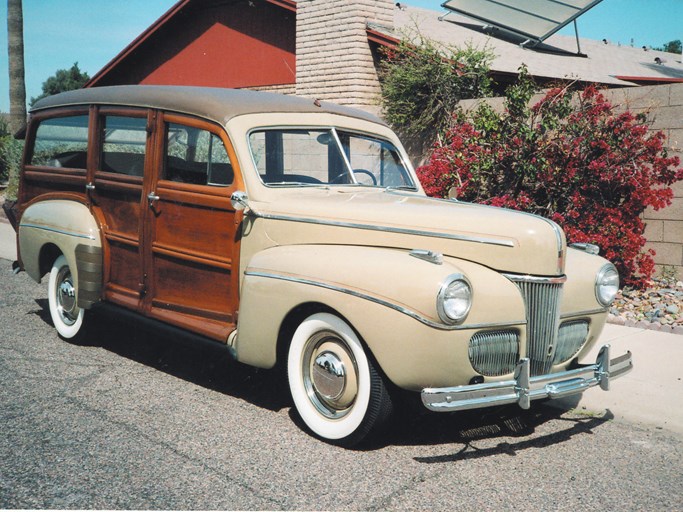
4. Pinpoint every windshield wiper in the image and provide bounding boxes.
[386,185,418,191]
[265,181,327,187]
